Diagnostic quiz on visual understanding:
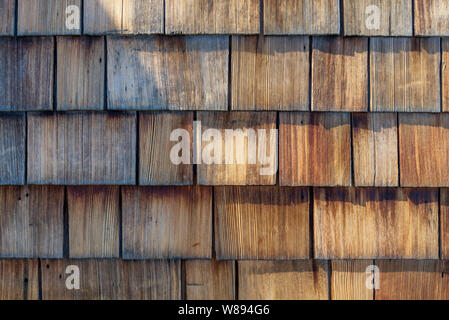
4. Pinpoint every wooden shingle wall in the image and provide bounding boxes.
[2,0,449,301]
